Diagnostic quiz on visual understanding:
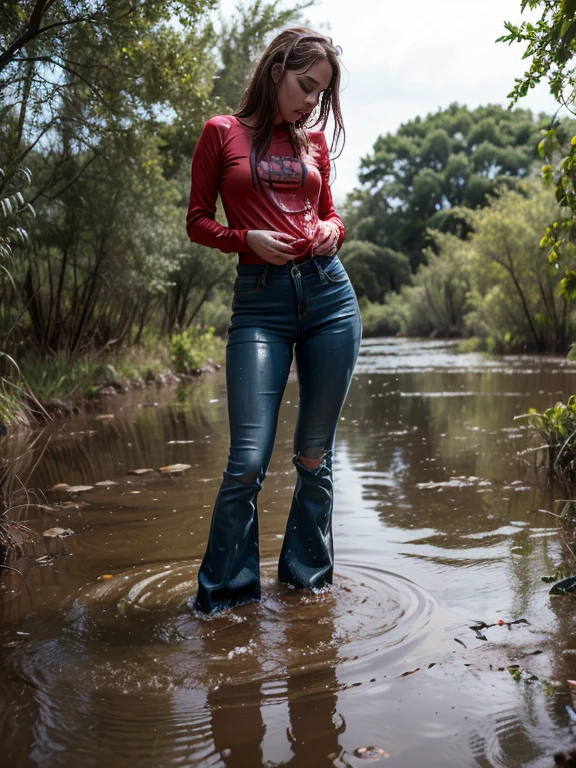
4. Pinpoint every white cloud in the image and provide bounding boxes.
[215,0,568,201]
